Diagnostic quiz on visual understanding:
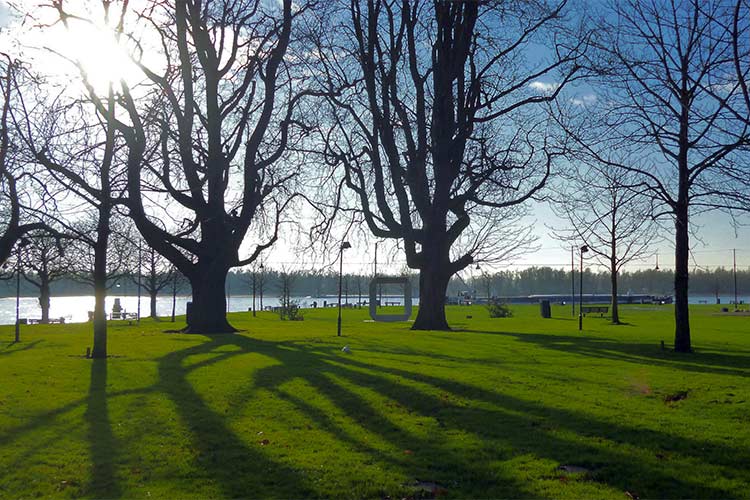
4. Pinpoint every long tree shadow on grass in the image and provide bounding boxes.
[0,339,42,355]
[170,334,746,498]
[155,336,313,498]
[459,329,750,378]
[84,359,121,497]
